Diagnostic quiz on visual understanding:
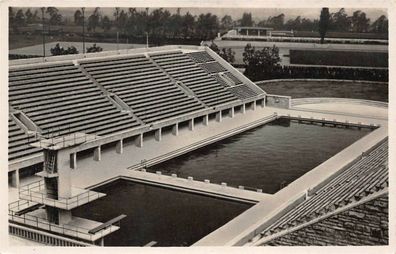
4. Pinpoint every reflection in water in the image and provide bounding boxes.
[74,180,251,246]
[150,119,370,193]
